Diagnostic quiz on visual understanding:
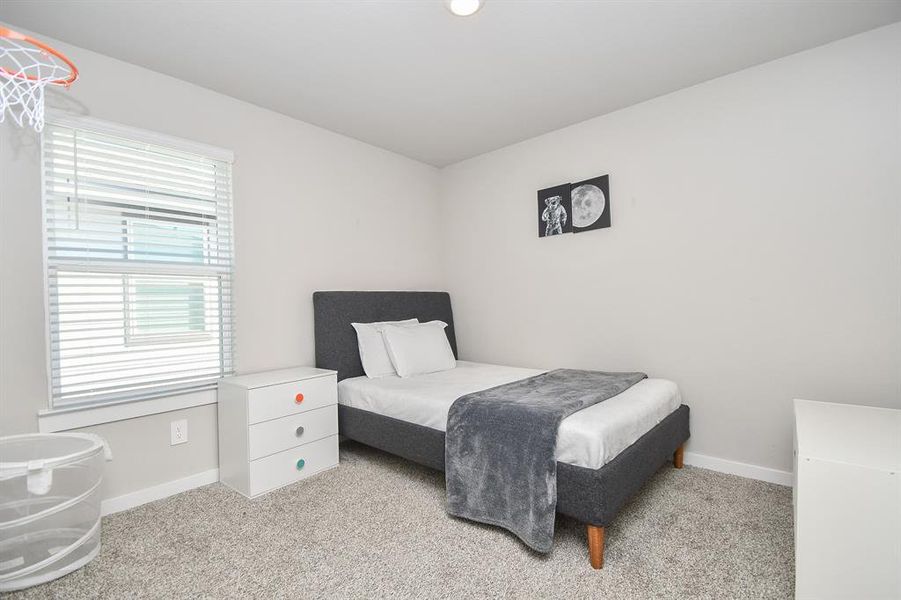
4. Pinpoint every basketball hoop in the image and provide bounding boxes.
[0,27,78,132]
